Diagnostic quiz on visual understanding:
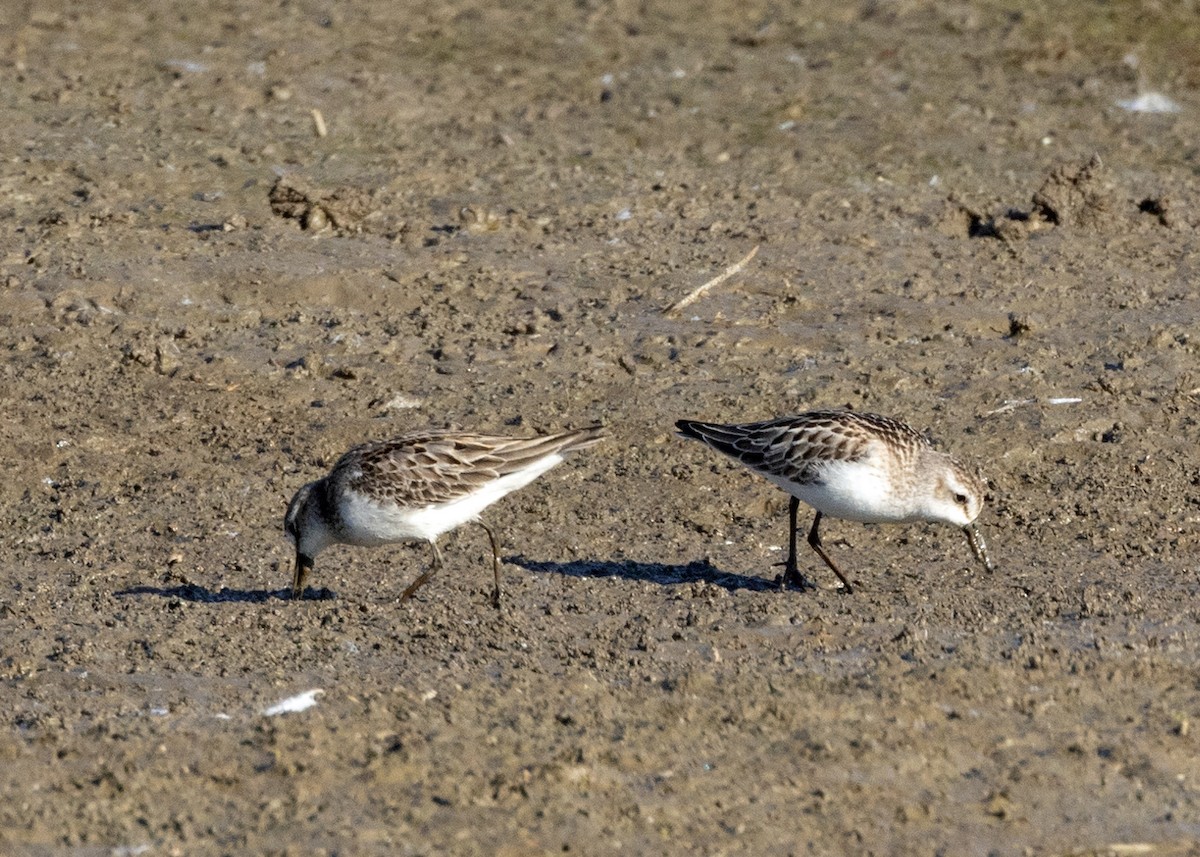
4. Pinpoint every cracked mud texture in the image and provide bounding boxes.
[2,1,1200,855]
